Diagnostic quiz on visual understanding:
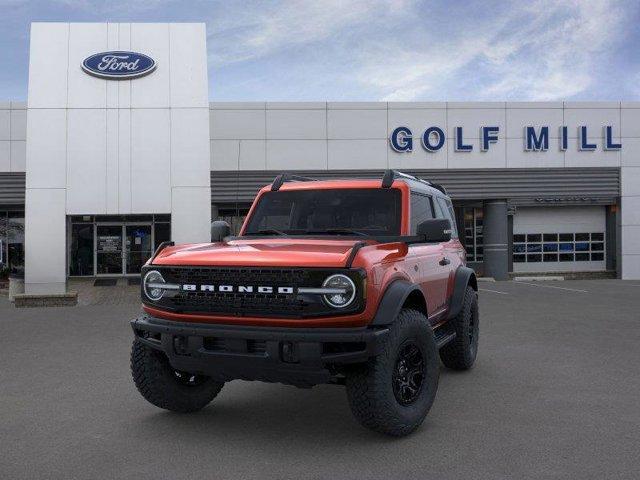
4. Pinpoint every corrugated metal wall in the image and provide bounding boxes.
[211,168,620,205]
[0,173,26,207]
[0,169,621,208]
